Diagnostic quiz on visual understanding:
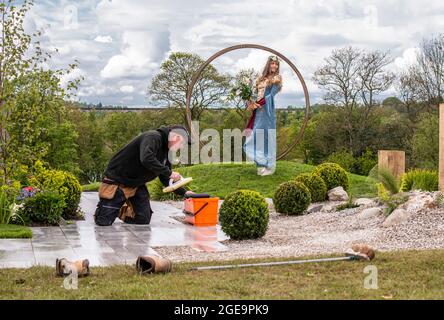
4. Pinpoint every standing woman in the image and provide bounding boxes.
[244,56,282,176]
